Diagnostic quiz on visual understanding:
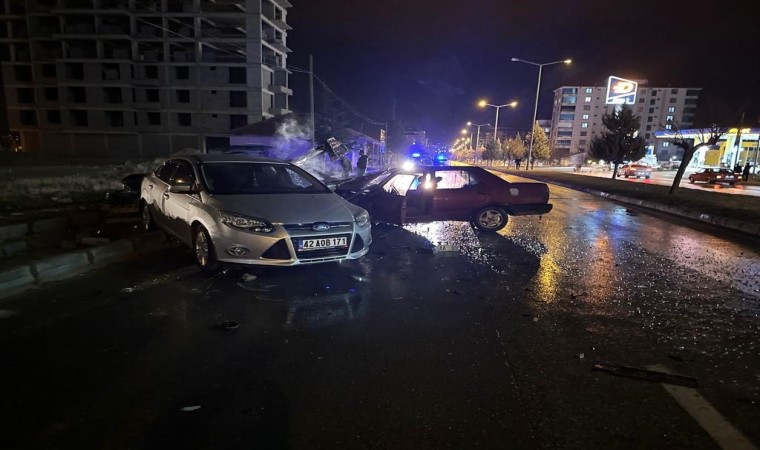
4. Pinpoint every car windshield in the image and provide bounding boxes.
[200,162,331,195]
